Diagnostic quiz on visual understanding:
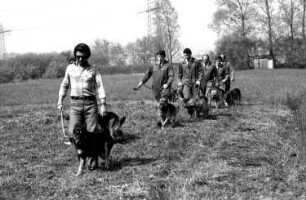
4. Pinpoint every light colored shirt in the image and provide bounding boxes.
[58,63,106,104]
